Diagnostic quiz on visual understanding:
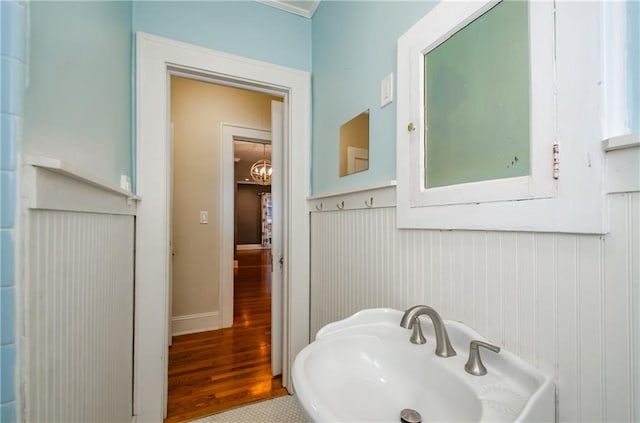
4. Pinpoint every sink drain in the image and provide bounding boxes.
[400,408,422,423]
